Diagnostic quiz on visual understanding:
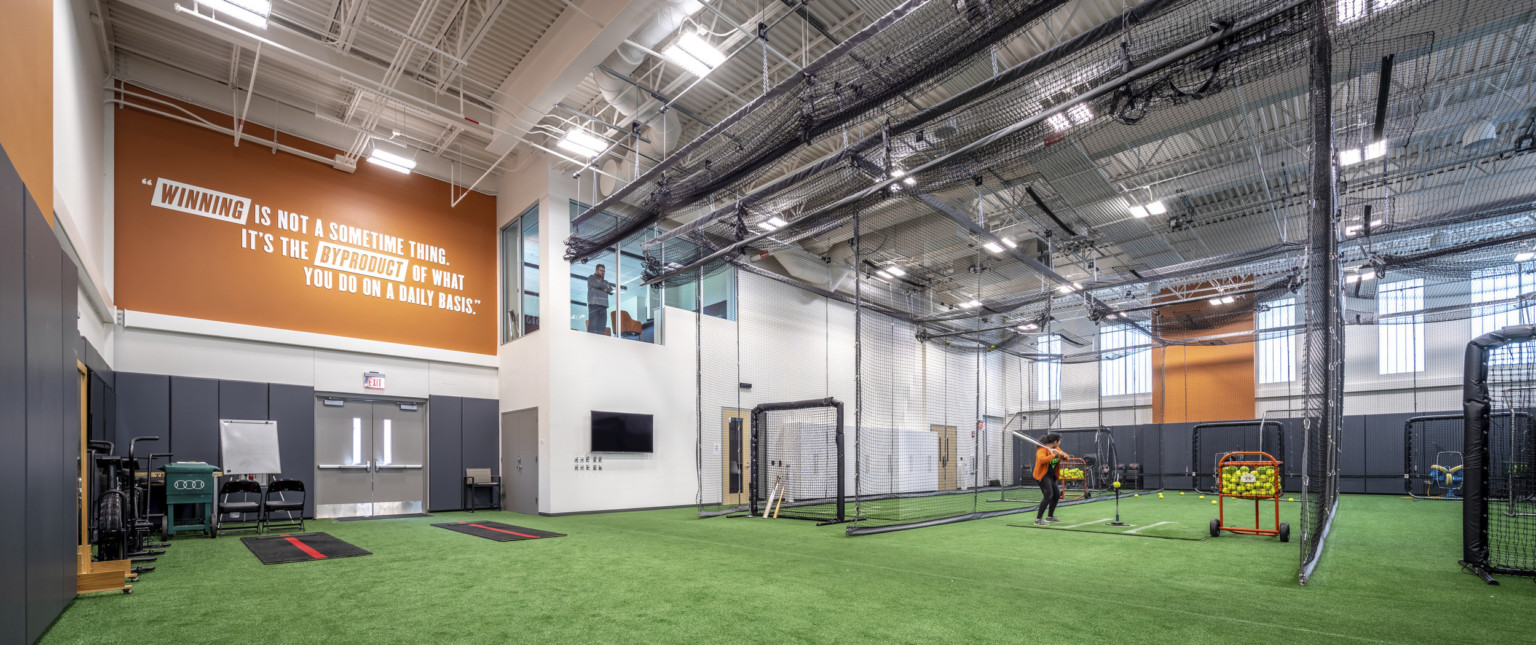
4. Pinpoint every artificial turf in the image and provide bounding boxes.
[44,494,1536,643]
